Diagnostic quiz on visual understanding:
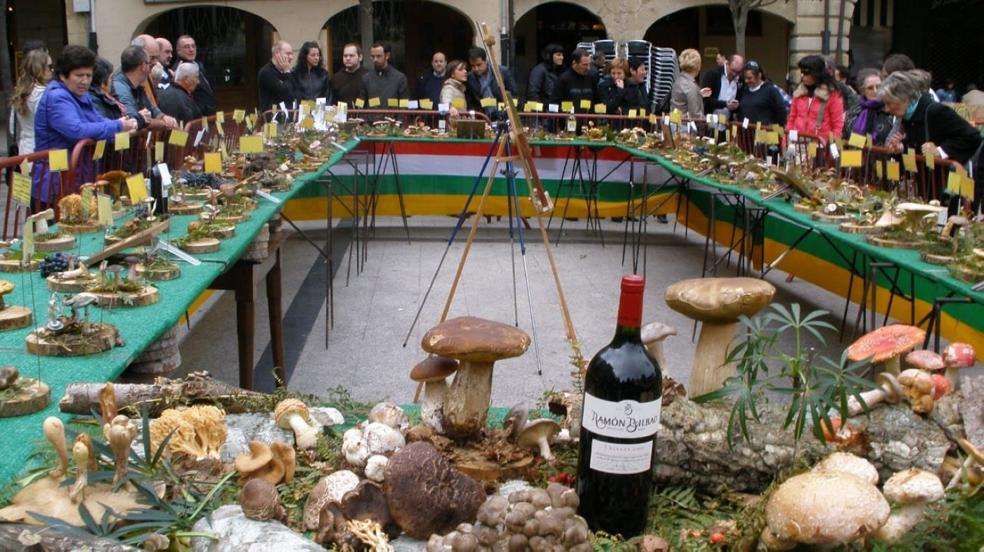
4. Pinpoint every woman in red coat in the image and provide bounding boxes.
[785,55,844,143]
